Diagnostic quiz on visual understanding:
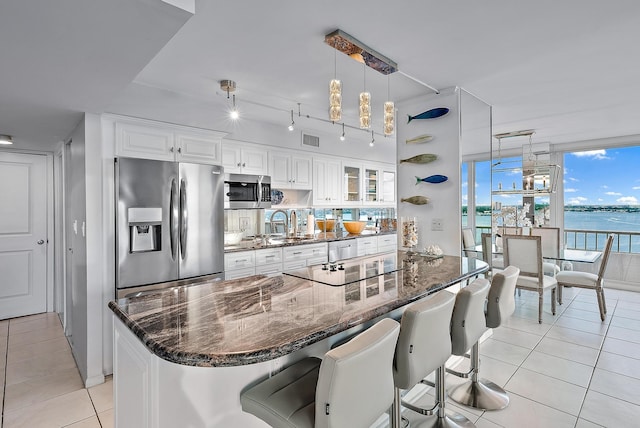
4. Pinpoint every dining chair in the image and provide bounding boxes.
[530,227,561,277]
[481,233,504,271]
[503,235,557,323]
[556,234,614,321]
[462,228,477,259]
[499,226,522,236]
